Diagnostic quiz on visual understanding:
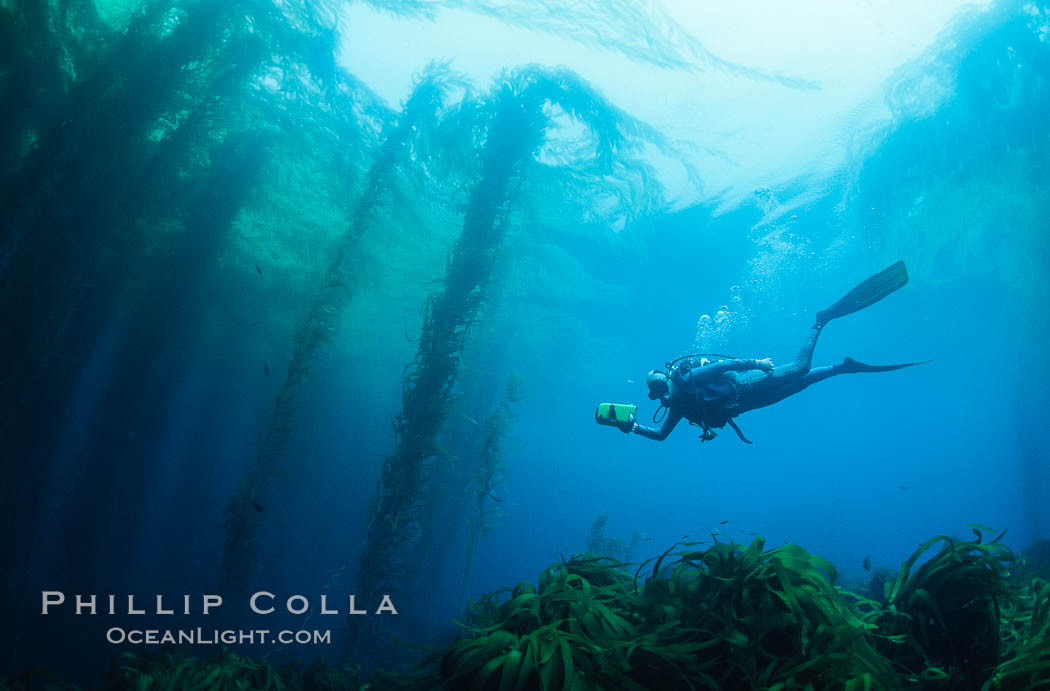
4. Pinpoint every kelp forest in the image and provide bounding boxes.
[3,0,1050,689]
